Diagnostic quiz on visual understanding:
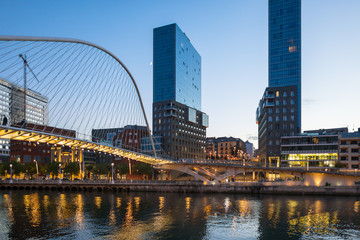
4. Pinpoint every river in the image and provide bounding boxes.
[1,190,360,239]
